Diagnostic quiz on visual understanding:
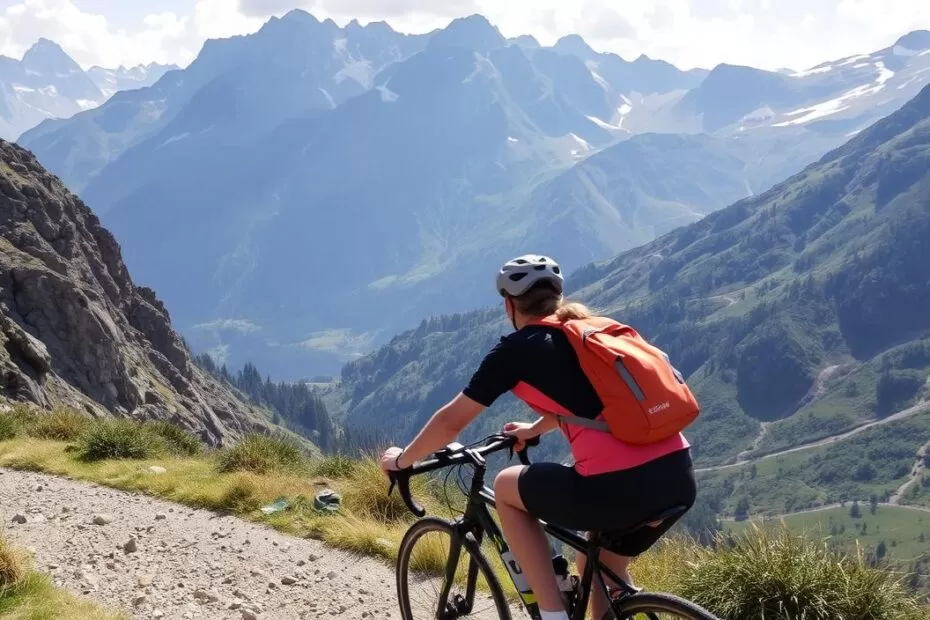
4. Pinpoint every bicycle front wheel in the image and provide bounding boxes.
[609,592,720,620]
[396,517,512,620]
